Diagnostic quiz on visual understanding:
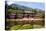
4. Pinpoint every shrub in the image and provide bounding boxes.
[20,24,33,29]
[10,25,21,30]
